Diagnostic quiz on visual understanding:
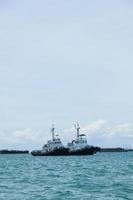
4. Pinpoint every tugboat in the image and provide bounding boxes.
[67,123,98,155]
[31,125,69,156]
